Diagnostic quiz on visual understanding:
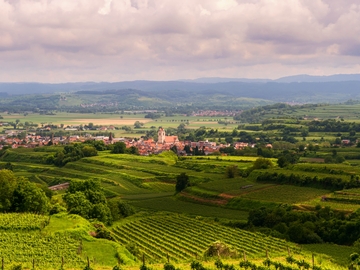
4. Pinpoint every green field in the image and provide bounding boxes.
[239,185,330,204]
[0,112,240,138]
